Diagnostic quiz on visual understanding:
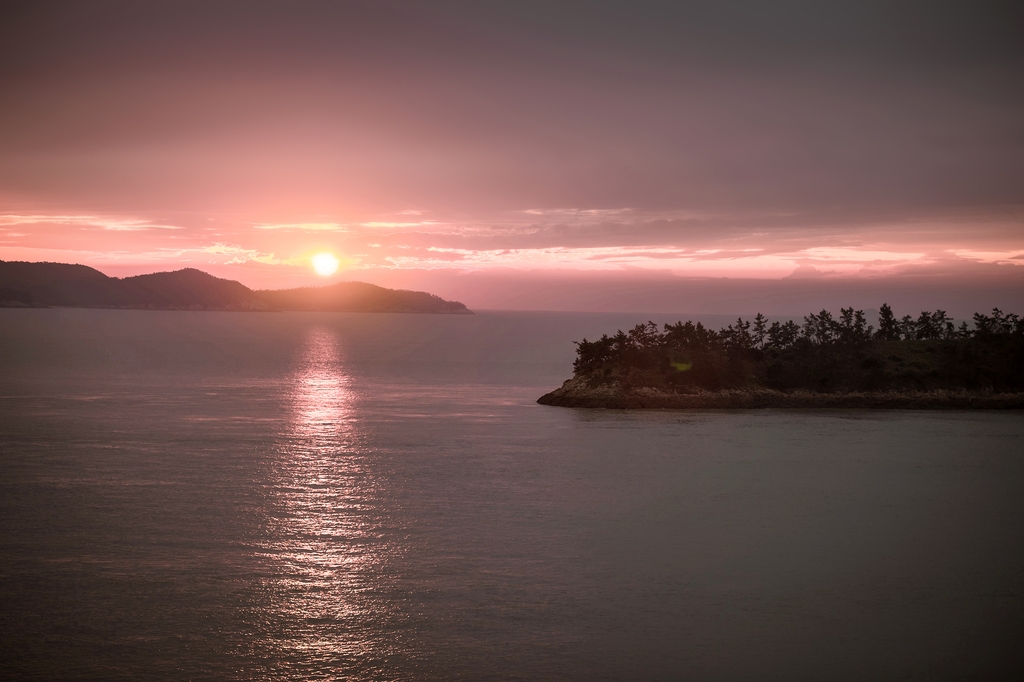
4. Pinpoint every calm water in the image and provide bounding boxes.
[1,309,1023,680]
